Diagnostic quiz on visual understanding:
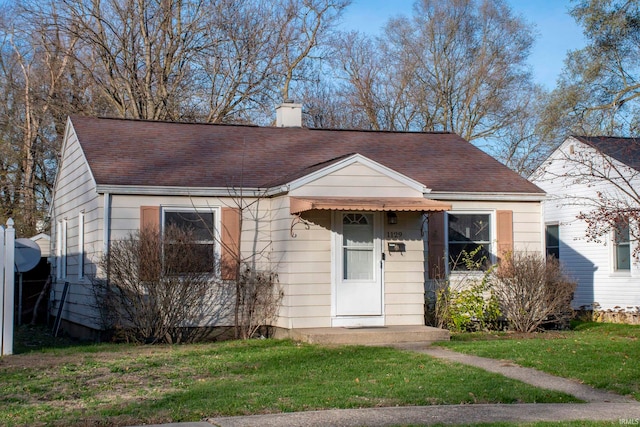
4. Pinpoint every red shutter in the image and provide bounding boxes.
[221,207,241,280]
[140,206,160,231]
[496,210,513,262]
[428,211,446,279]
